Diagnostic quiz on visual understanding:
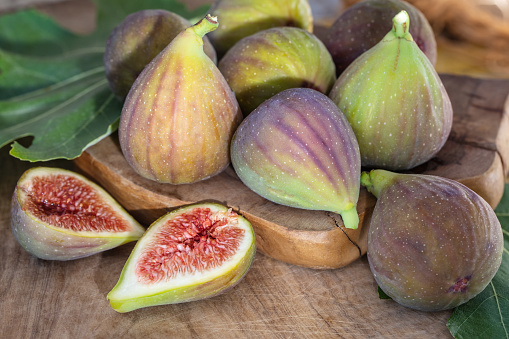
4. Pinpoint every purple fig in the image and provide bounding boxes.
[329,11,452,170]
[104,9,217,100]
[107,203,256,312]
[362,169,503,312]
[11,167,145,261]
[231,88,361,229]
[219,27,336,116]
[119,15,242,184]
[323,0,437,76]
[207,0,313,57]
